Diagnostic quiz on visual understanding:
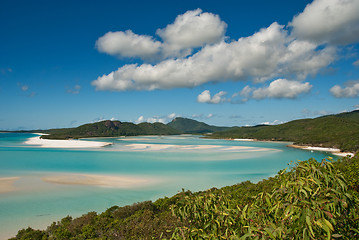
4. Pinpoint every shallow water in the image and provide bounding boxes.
[0,133,336,239]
